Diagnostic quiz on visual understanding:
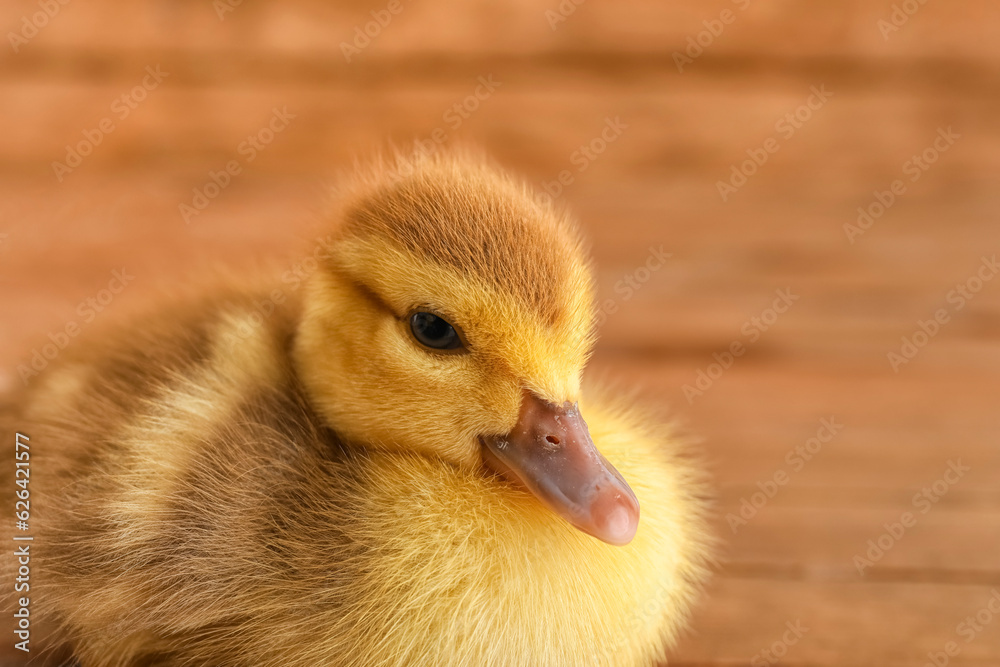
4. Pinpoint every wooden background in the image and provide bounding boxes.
[1,1,999,664]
